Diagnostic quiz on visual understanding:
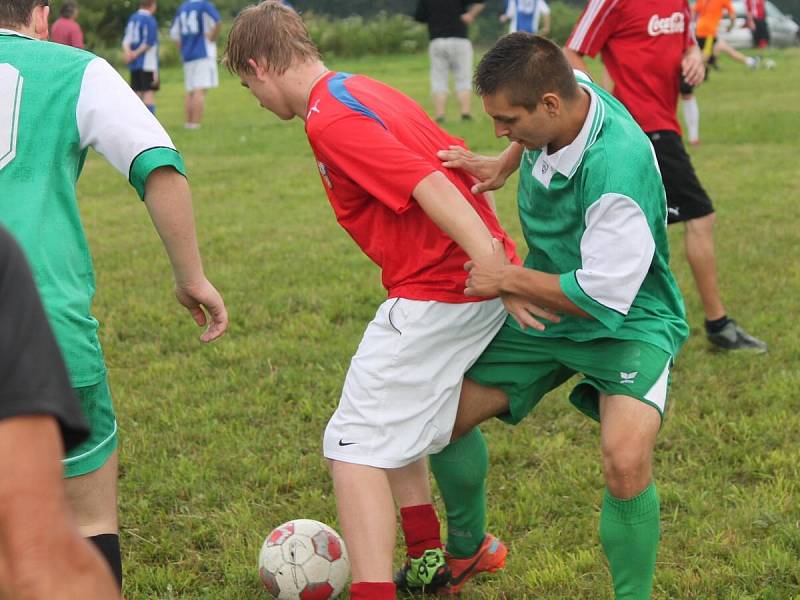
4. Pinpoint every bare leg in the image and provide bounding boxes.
[329,460,397,583]
[387,458,431,508]
[684,214,726,321]
[64,451,118,537]
[716,39,757,67]
[432,92,448,121]
[451,378,509,441]
[456,89,472,117]
[191,89,206,125]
